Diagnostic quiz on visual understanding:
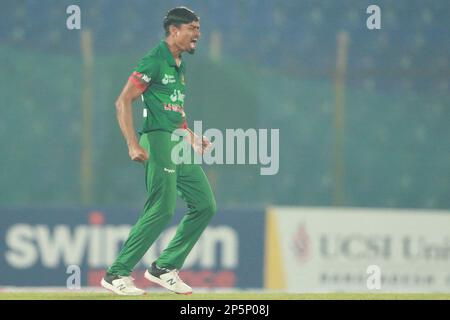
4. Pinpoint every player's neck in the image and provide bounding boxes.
[165,38,182,65]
